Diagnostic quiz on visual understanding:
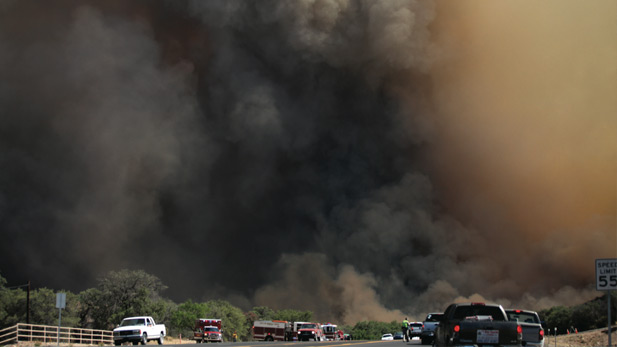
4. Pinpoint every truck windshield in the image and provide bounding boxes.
[301,324,317,329]
[121,318,145,326]
[453,306,506,321]
[426,314,443,322]
[204,327,220,332]
[507,312,539,323]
